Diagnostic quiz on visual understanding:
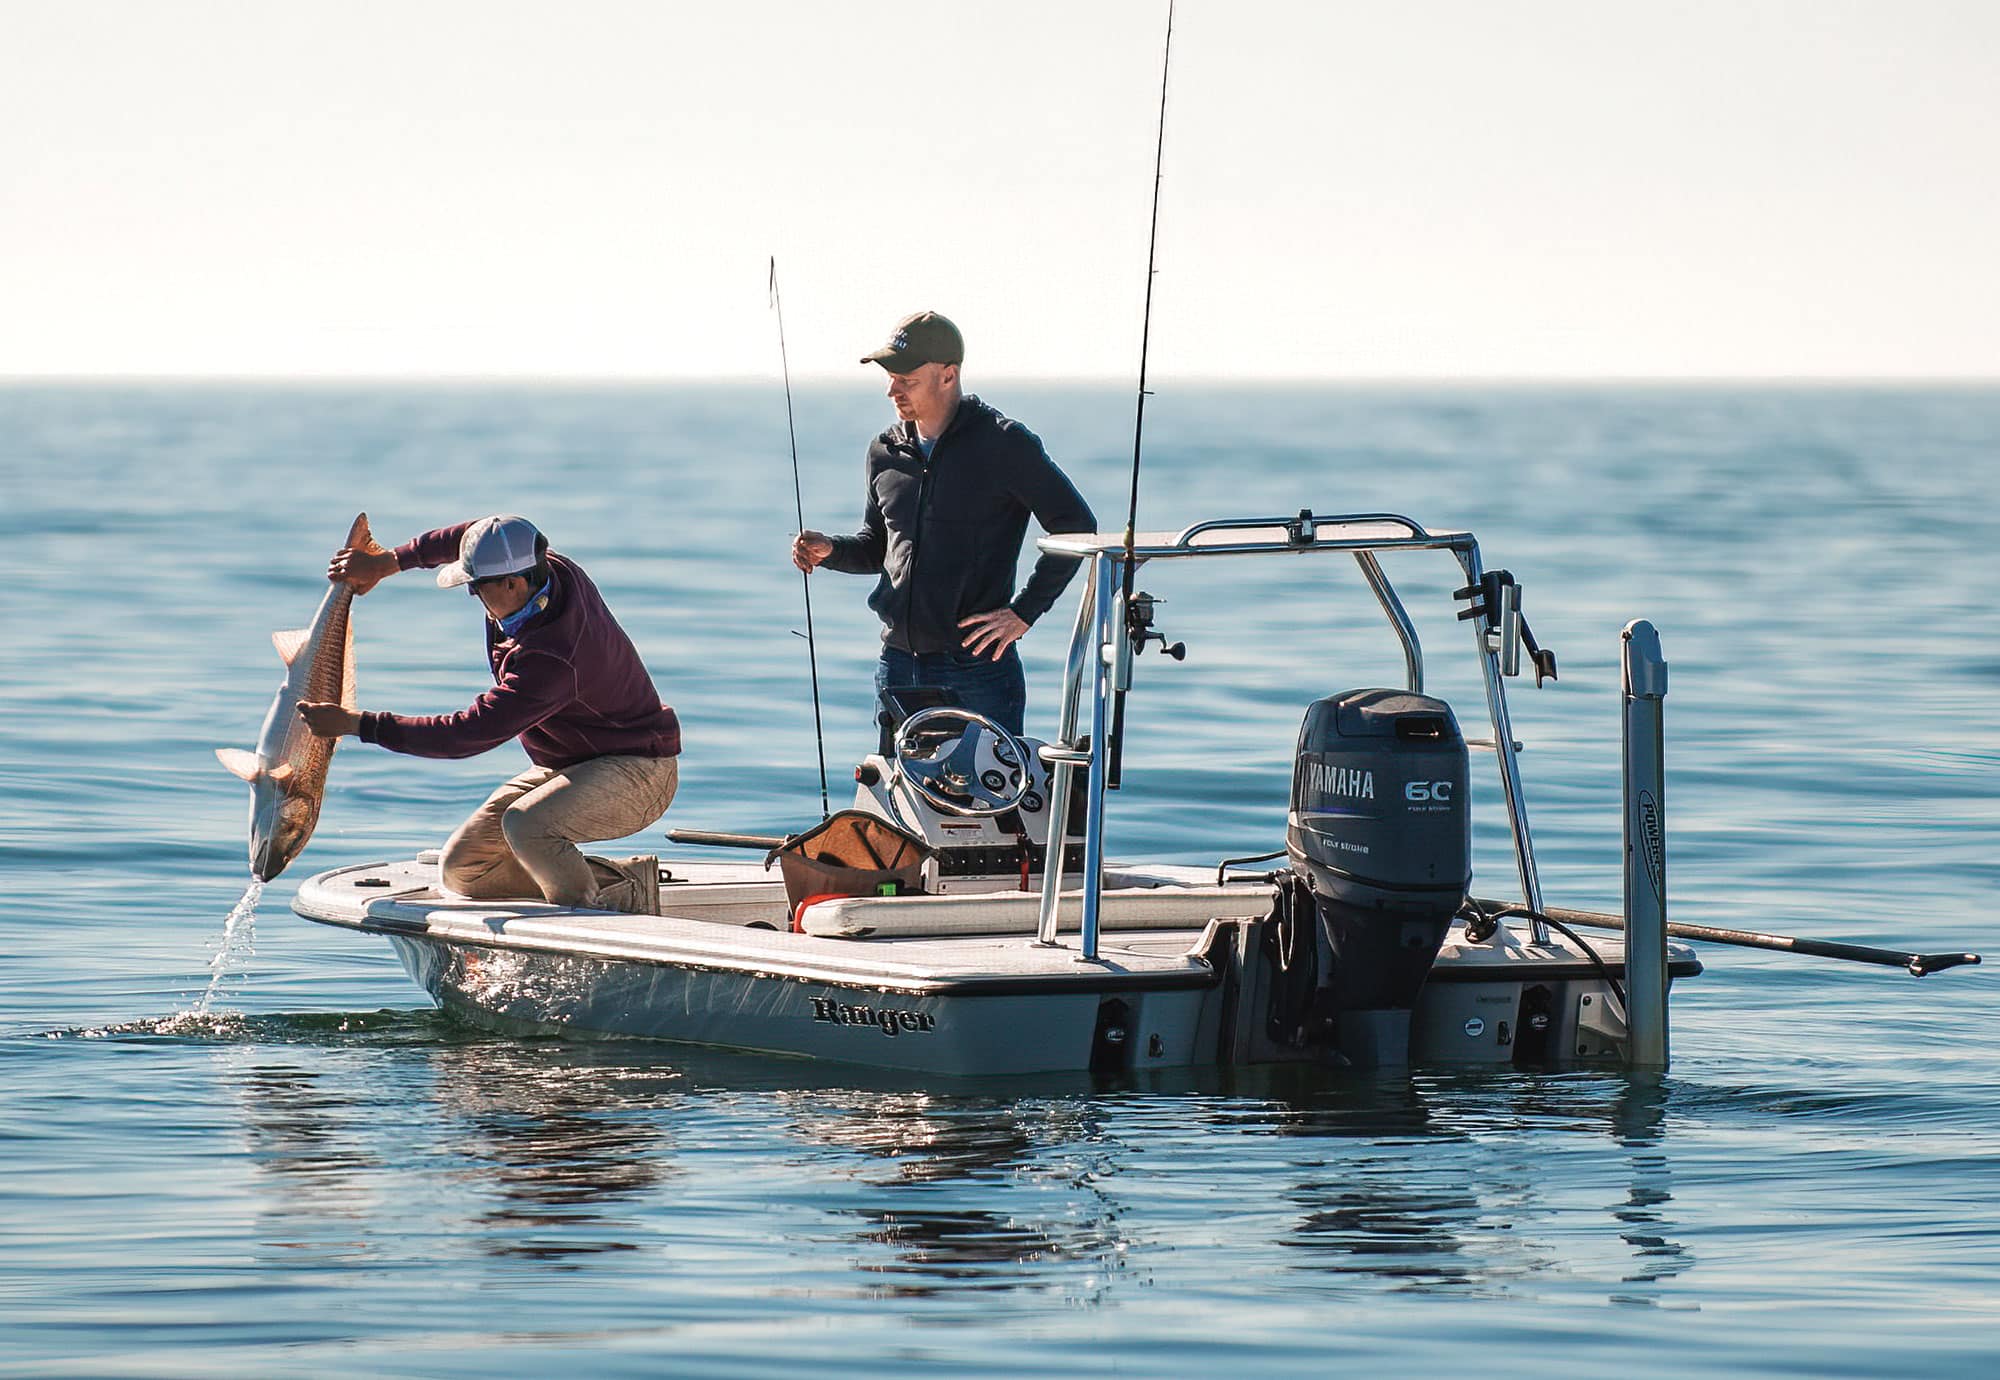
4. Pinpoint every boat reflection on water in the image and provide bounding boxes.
[234,1033,684,1268]
[228,1027,1690,1301]
[1251,1077,1491,1290]
[789,1094,1035,1182]
[1240,1071,1691,1300]
[1604,1077,1695,1299]
[234,1059,392,1260]
[417,1044,683,1263]
[779,1090,1132,1300]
